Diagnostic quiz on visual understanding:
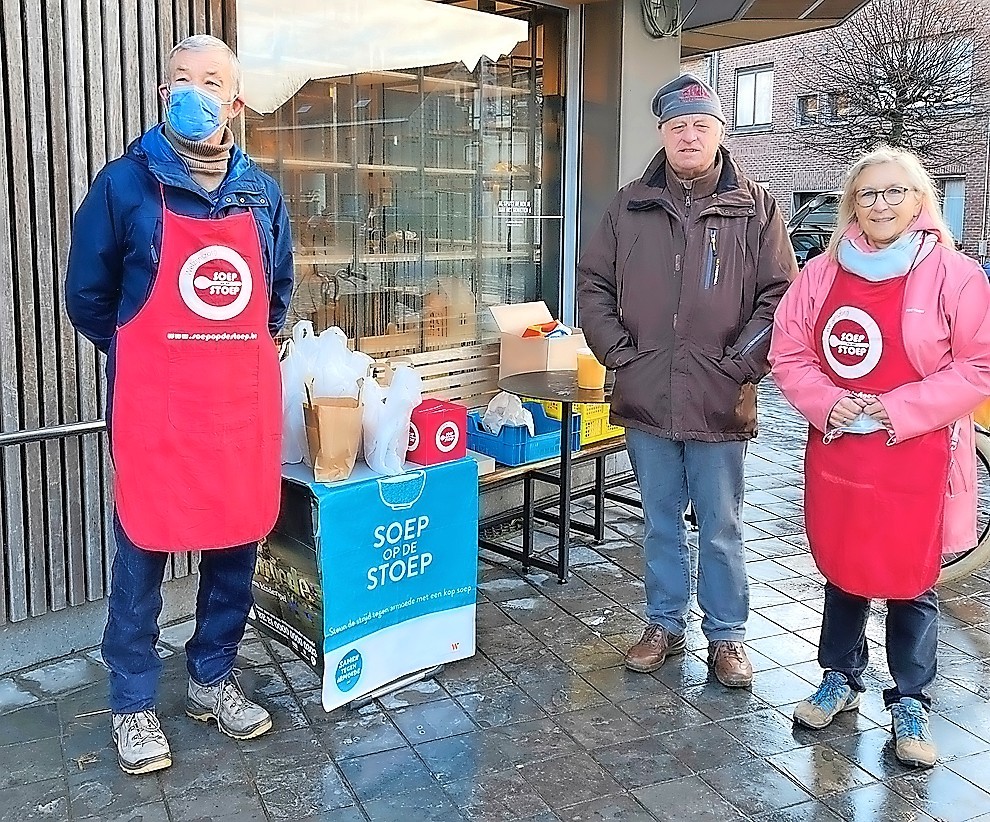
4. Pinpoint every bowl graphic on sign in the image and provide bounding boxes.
[377,470,427,510]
